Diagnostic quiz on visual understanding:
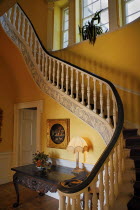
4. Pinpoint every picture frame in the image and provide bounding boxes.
[46,119,70,149]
